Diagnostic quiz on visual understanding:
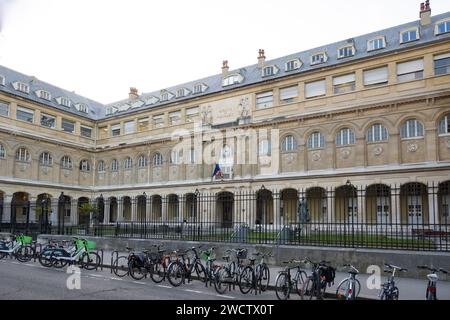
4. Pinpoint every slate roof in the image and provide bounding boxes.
[1,11,449,121]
